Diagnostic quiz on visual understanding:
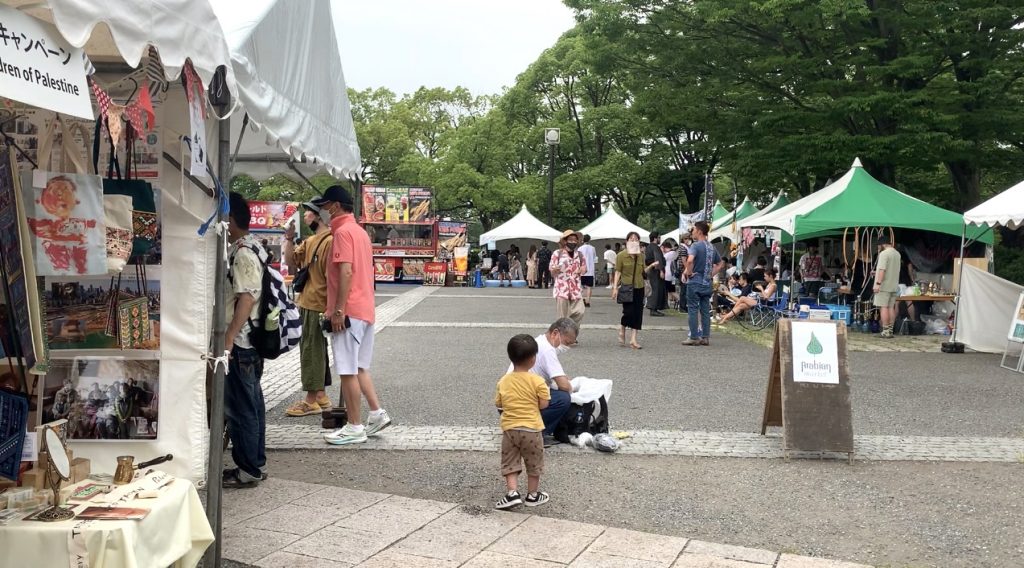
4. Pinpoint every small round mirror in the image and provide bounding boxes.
[43,428,71,480]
